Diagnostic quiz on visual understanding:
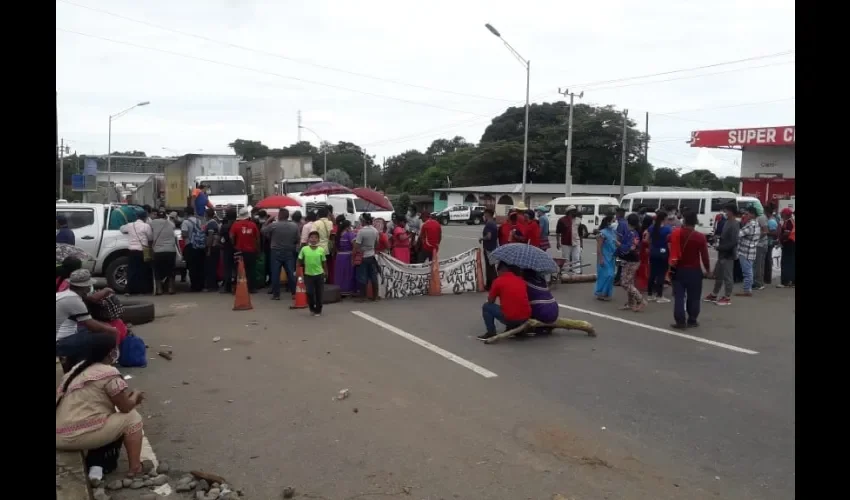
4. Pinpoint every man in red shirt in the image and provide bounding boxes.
[479,263,532,341]
[418,213,441,263]
[498,211,516,245]
[229,207,261,293]
[669,211,711,329]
